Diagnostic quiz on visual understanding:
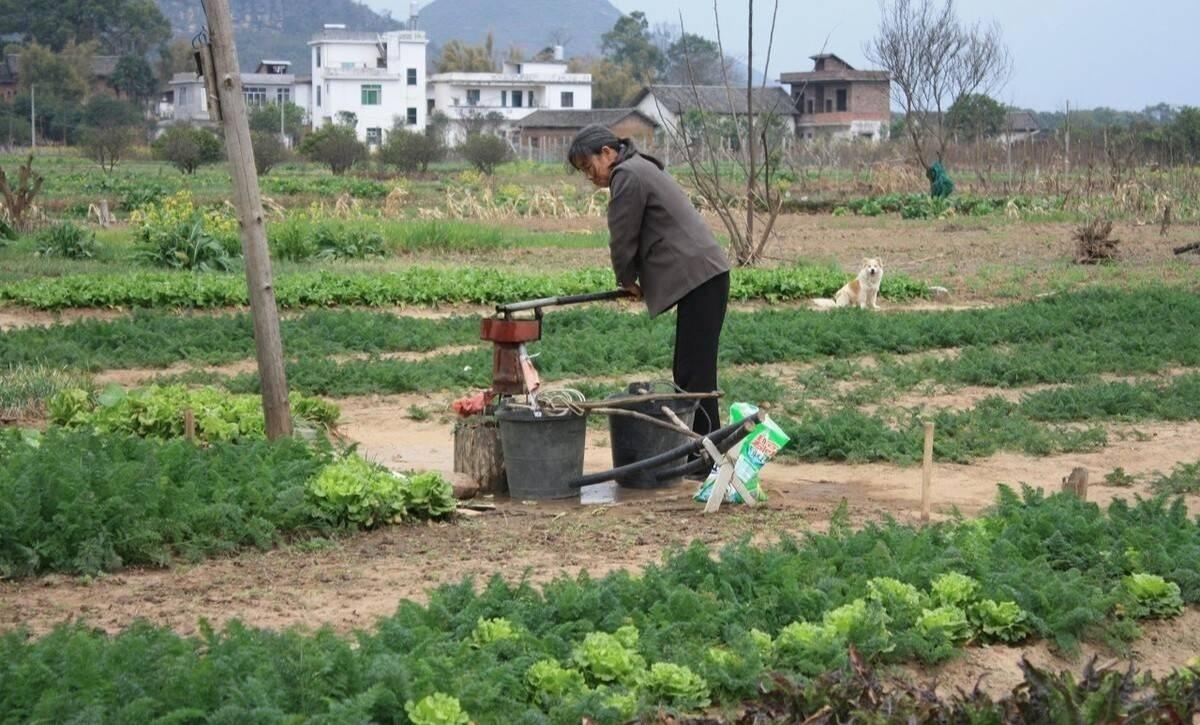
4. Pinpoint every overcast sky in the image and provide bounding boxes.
[372,1,1200,111]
